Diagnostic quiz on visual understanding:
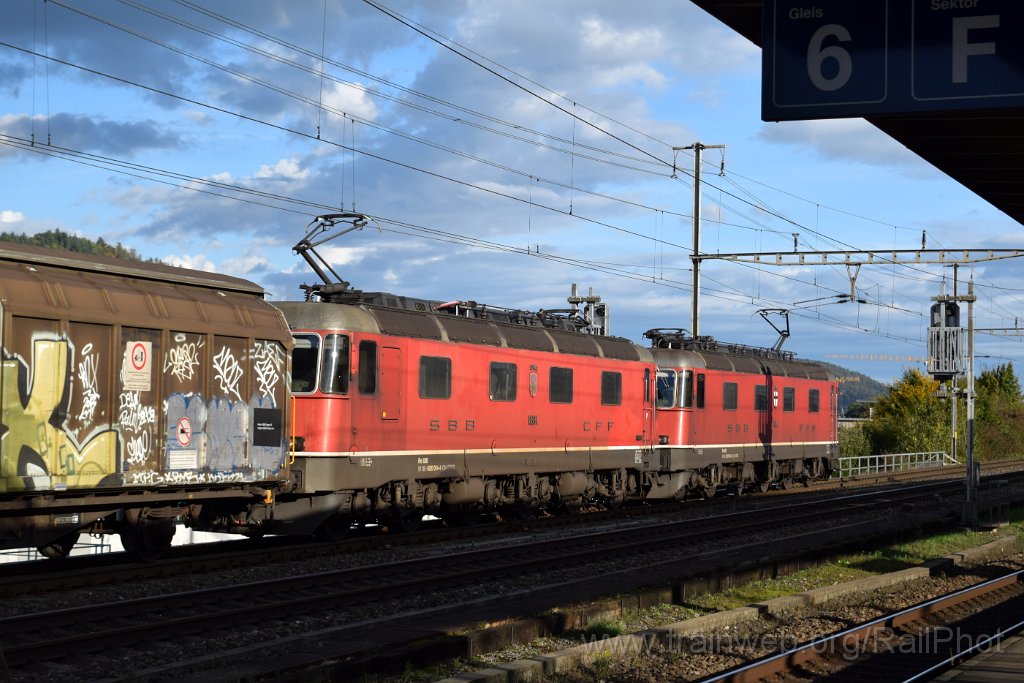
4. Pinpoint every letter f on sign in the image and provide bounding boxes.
[952,15,999,83]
